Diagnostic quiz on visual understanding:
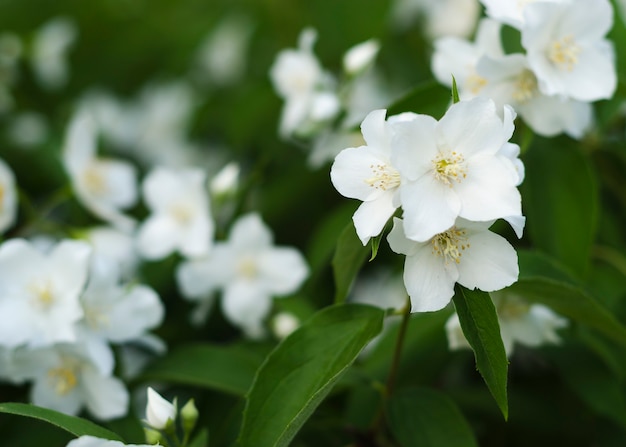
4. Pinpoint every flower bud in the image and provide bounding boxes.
[145,387,176,430]
[180,398,199,435]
